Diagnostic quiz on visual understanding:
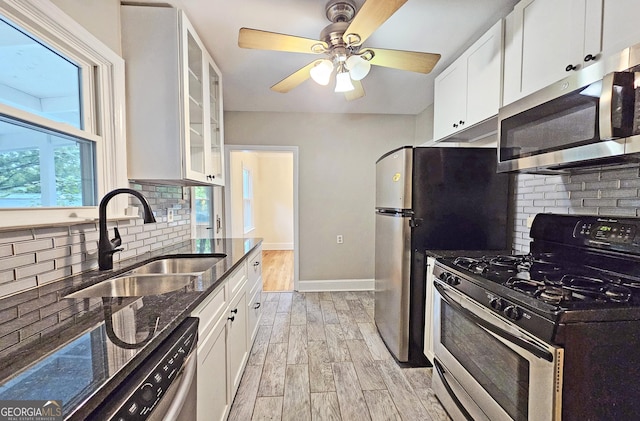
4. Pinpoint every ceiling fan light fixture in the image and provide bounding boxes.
[345,55,371,81]
[334,70,355,92]
[310,59,334,85]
